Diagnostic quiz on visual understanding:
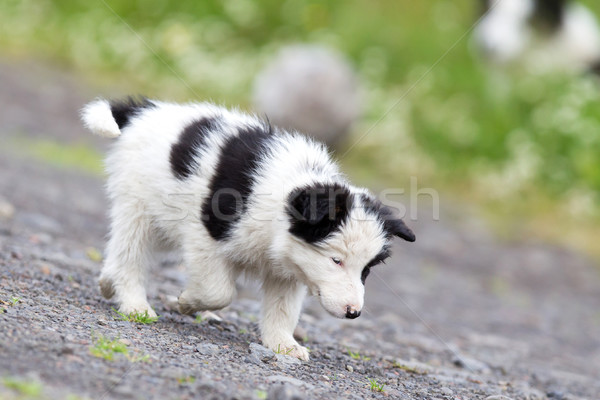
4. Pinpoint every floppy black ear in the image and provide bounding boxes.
[287,184,351,243]
[361,194,416,242]
[383,218,416,242]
